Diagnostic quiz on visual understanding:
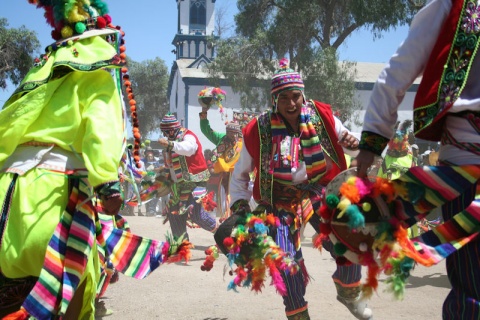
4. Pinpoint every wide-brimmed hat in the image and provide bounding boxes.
[322,168,394,265]
[198,87,227,109]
